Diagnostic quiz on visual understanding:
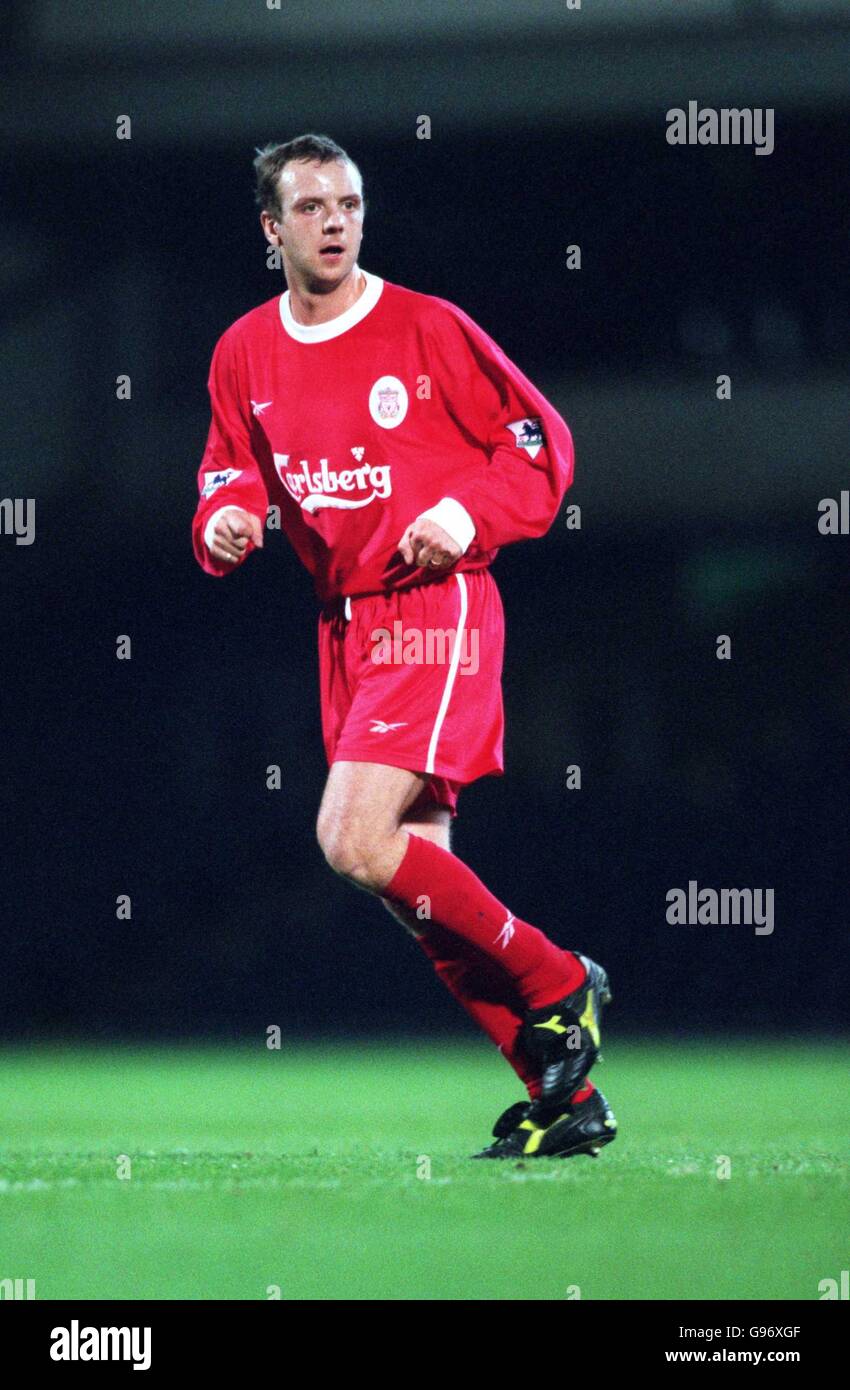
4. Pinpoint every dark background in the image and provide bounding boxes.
[1,0,847,1039]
